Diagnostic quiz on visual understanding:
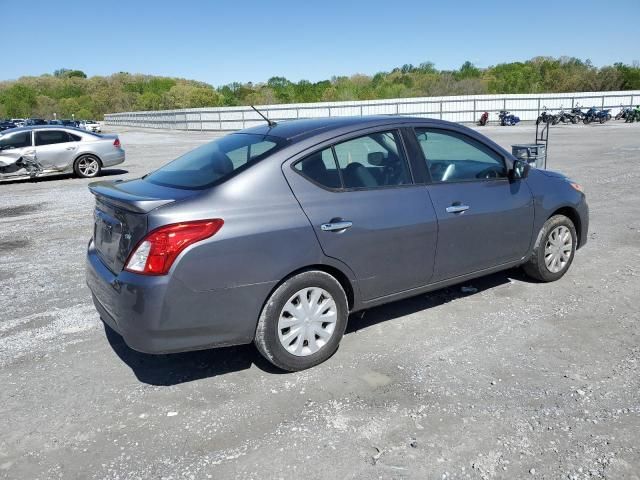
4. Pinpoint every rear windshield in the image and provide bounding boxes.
[144,133,286,189]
